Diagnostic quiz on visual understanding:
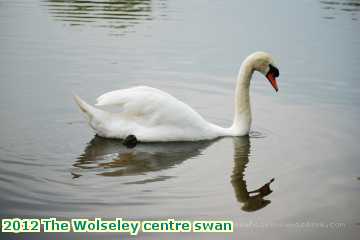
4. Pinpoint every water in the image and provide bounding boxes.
[0,0,359,239]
